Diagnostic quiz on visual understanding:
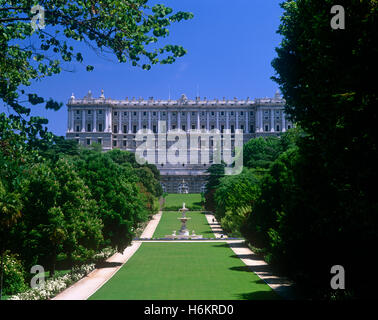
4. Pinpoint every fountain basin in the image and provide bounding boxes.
[164,234,203,239]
